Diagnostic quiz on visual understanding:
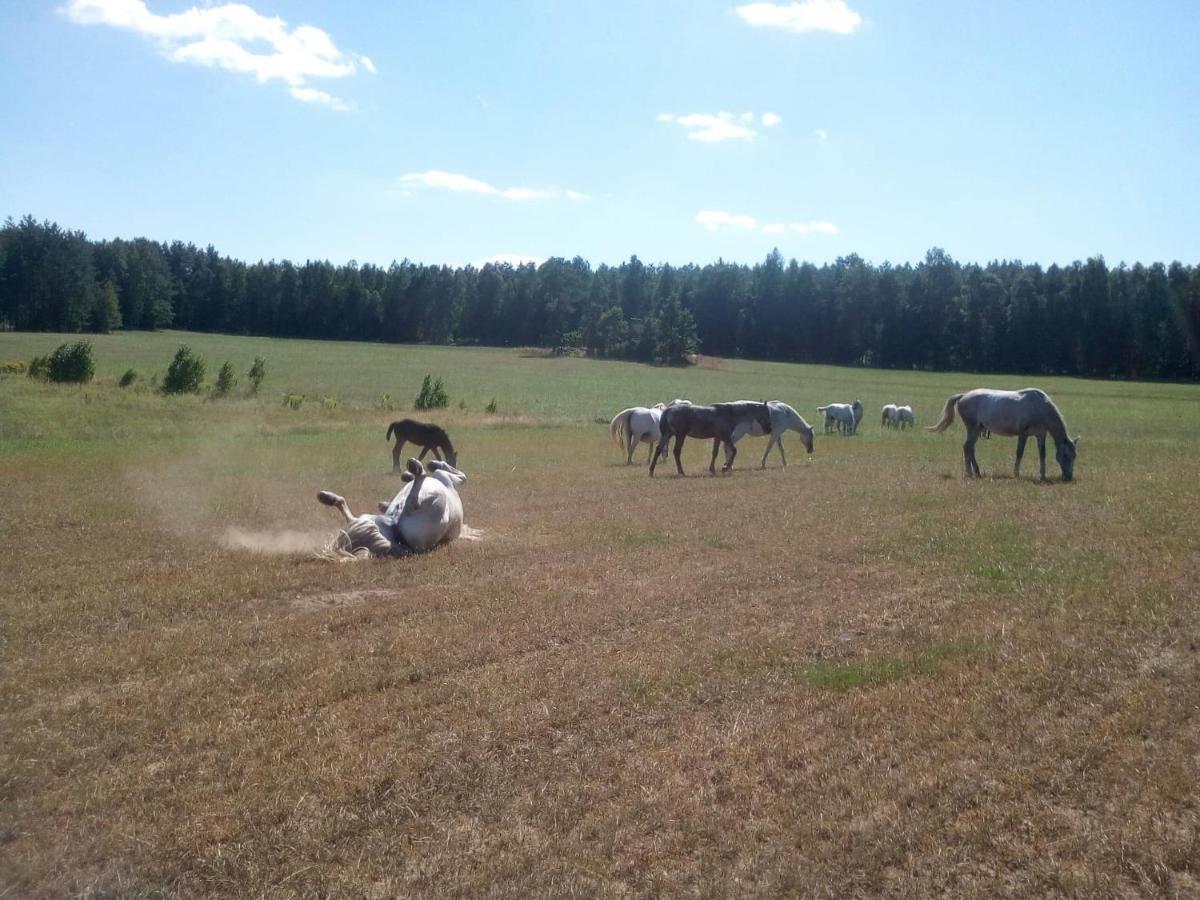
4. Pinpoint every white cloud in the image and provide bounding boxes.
[290,86,350,111]
[475,253,544,268]
[659,111,759,142]
[62,0,372,109]
[698,211,839,236]
[813,128,829,140]
[762,112,782,127]
[736,0,863,34]
[696,210,759,231]
[397,170,580,202]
